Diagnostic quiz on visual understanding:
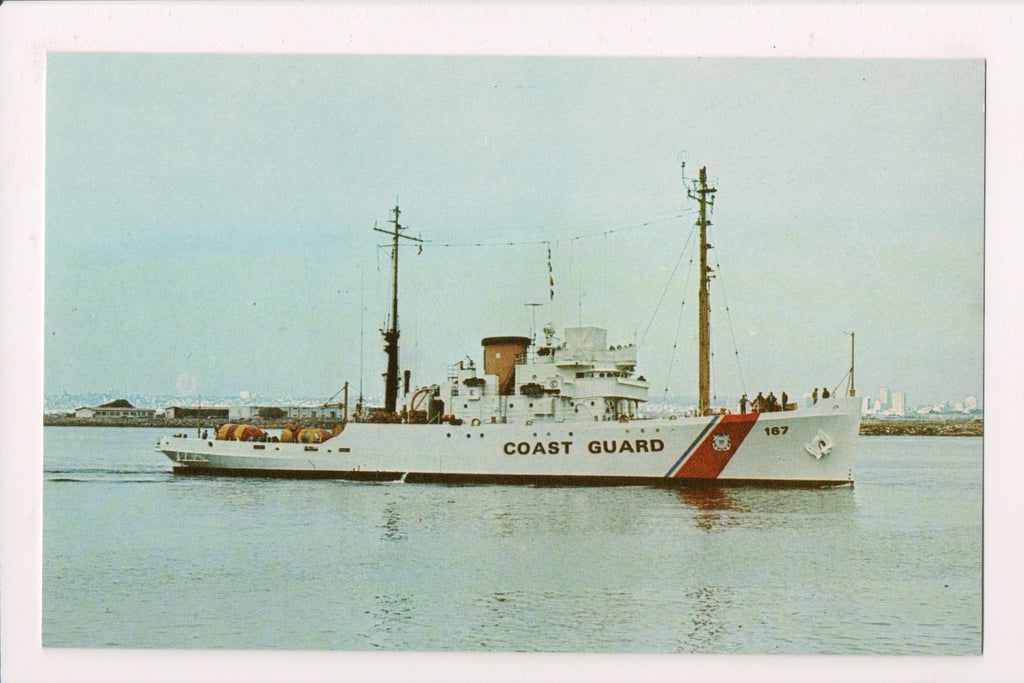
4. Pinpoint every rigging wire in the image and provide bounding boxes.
[662,247,696,401]
[548,242,557,301]
[359,267,365,404]
[428,212,690,249]
[367,207,735,401]
[576,238,583,327]
[640,221,698,348]
[832,367,853,398]
[708,227,747,396]
[602,231,608,323]
[710,339,717,407]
